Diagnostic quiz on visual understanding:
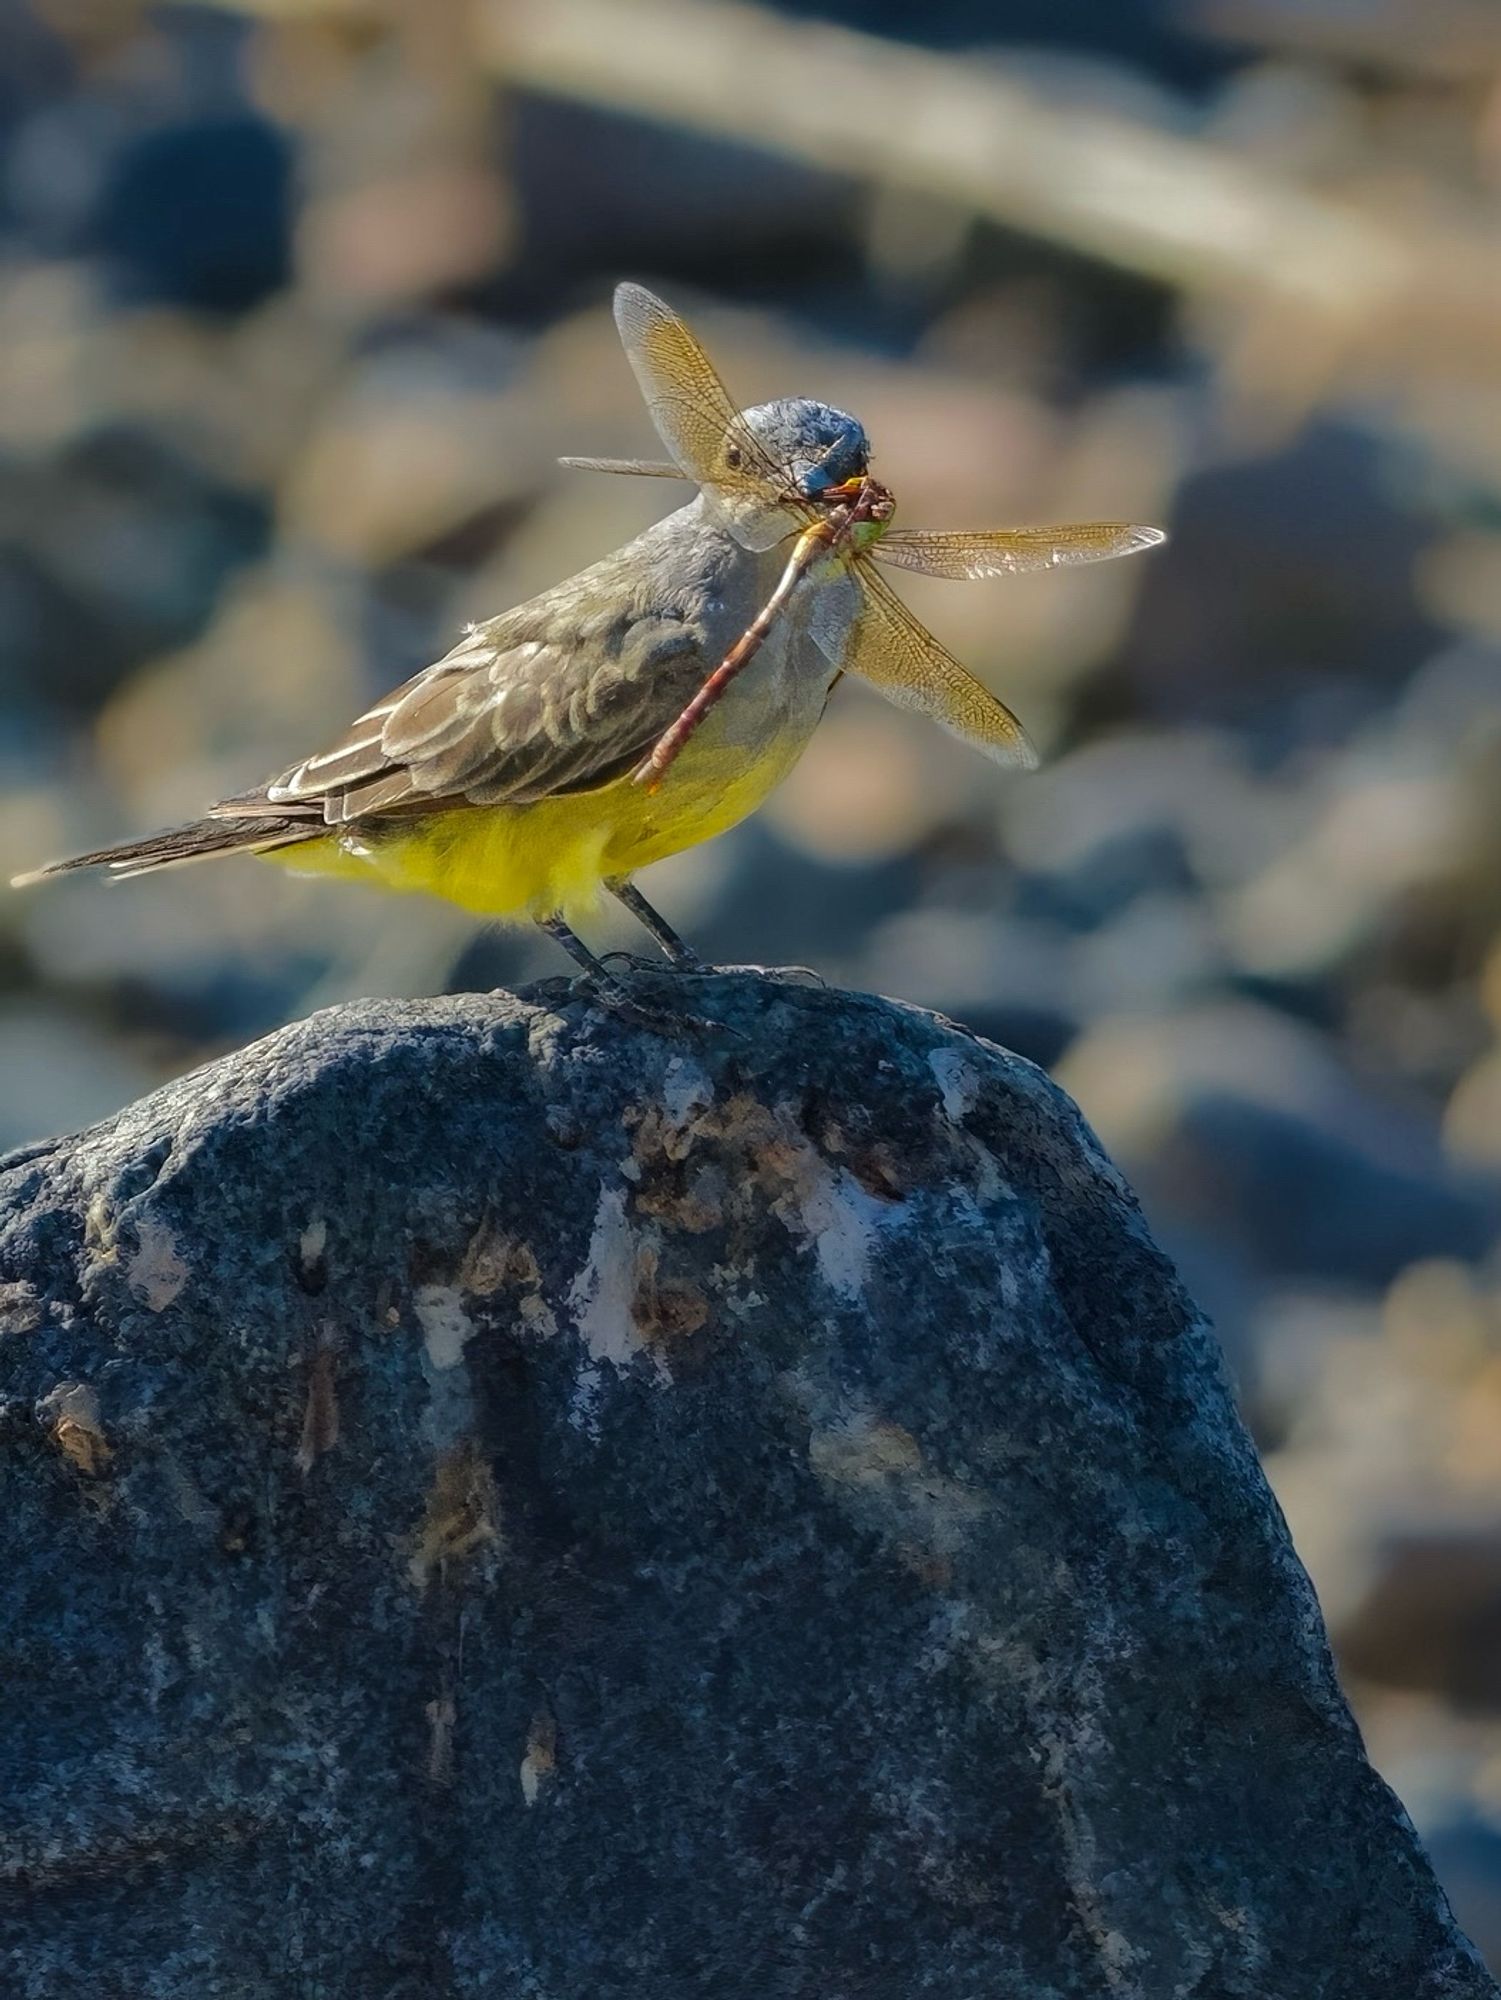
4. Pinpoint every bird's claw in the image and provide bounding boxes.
[571,974,734,1041]
[597,950,672,976]
[599,947,712,977]
[710,962,825,988]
